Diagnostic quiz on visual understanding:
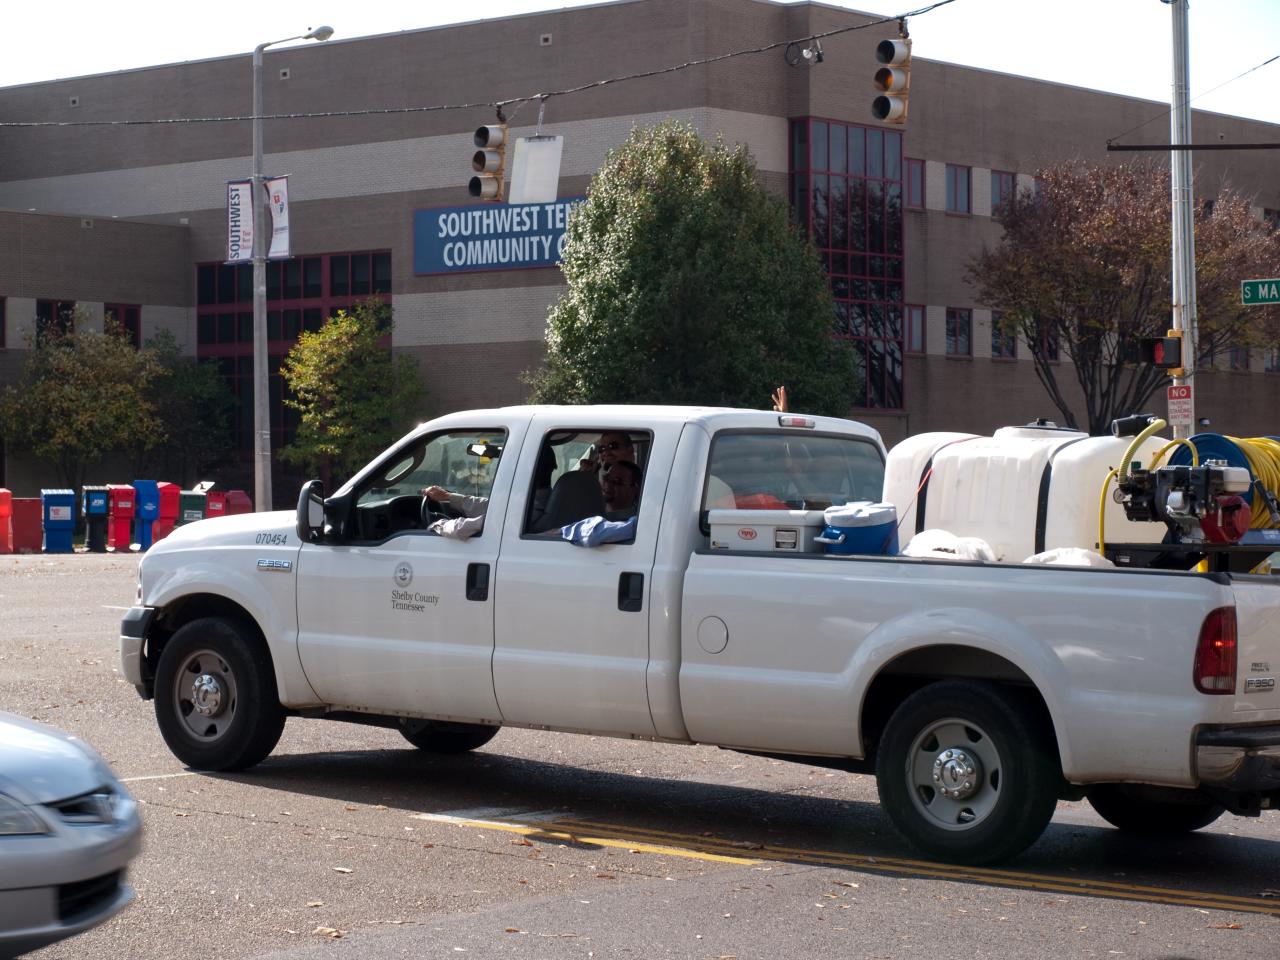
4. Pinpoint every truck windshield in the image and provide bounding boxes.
[703,432,884,511]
